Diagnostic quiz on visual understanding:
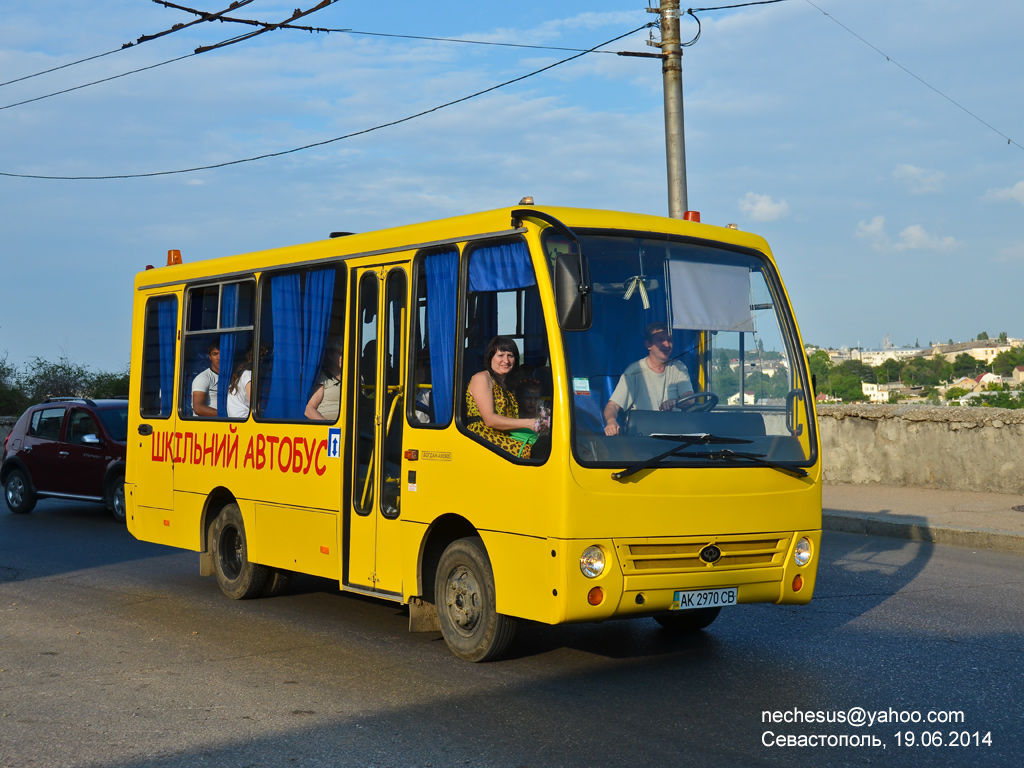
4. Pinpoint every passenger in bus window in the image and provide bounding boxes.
[466,336,547,458]
[305,338,344,421]
[226,347,259,419]
[602,321,694,436]
[191,340,220,417]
